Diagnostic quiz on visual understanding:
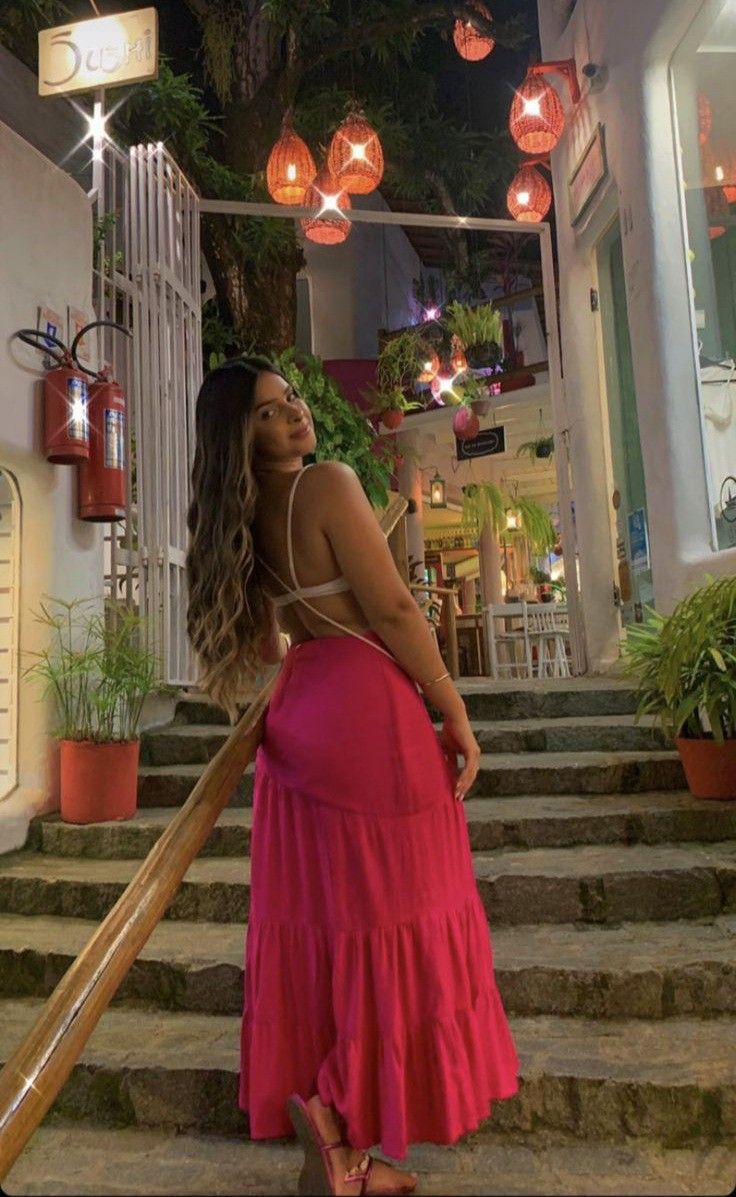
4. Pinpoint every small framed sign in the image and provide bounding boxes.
[455,425,506,461]
[569,124,608,227]
[627,507,650,573]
